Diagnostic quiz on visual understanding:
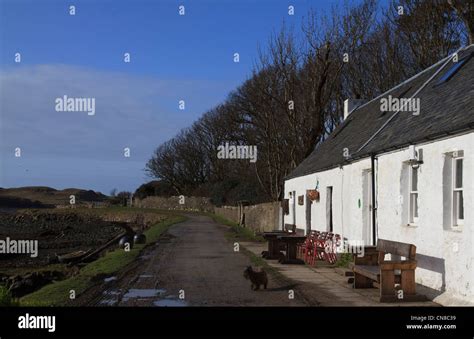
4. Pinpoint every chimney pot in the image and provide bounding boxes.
[344,99,366,120]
